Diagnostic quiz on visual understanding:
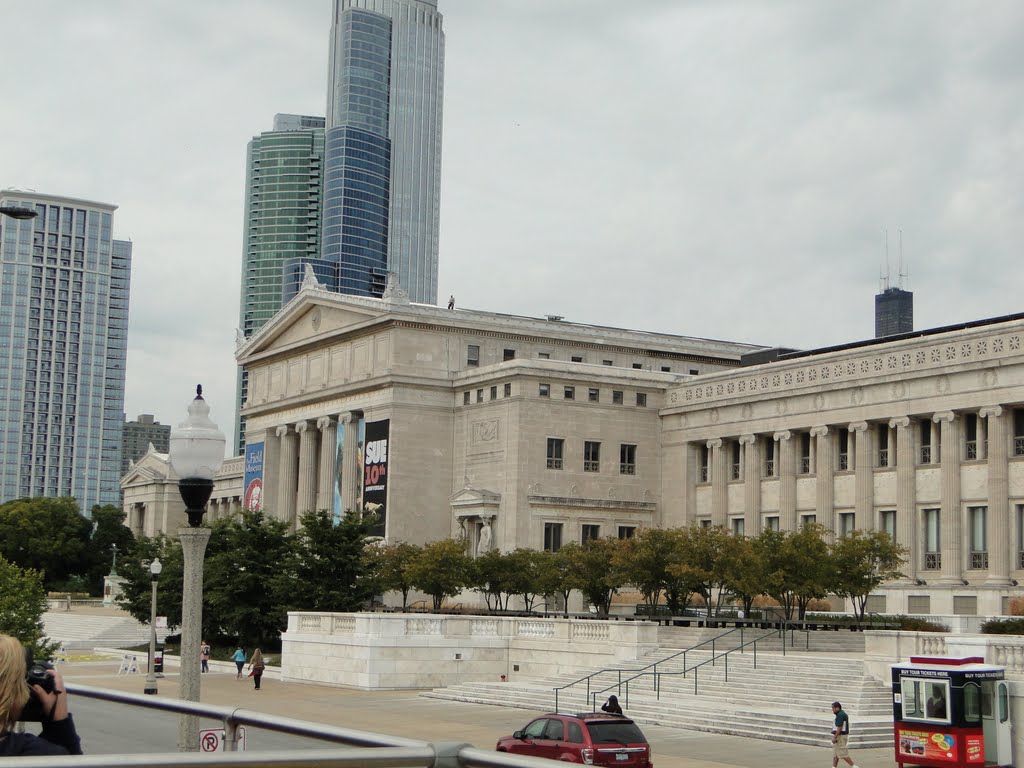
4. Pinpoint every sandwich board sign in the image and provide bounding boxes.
[199,726,246,752]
